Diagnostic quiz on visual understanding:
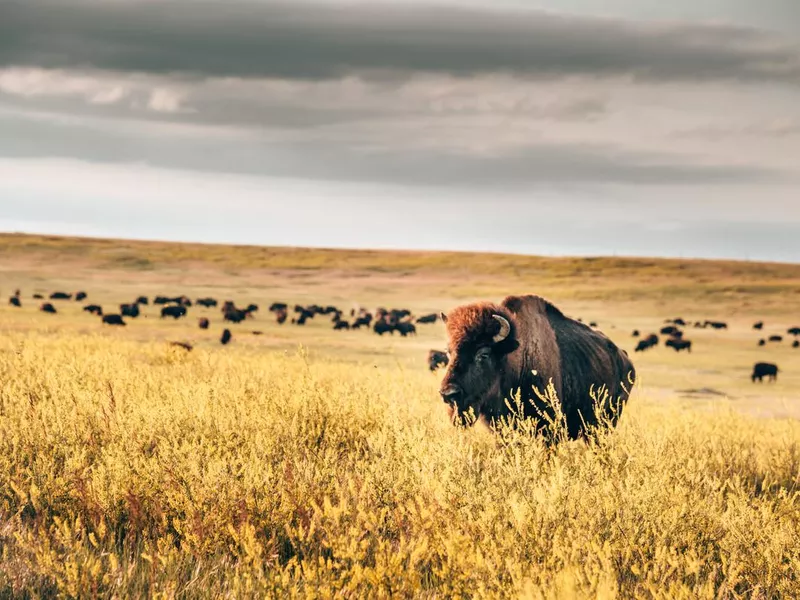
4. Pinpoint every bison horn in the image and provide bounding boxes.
[492,315,511,343]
